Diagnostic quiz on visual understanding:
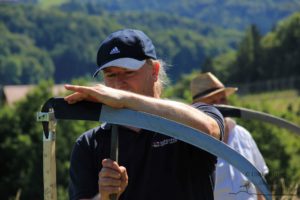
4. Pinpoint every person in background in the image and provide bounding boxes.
[65,29,225,200]
[191,72,269,200]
